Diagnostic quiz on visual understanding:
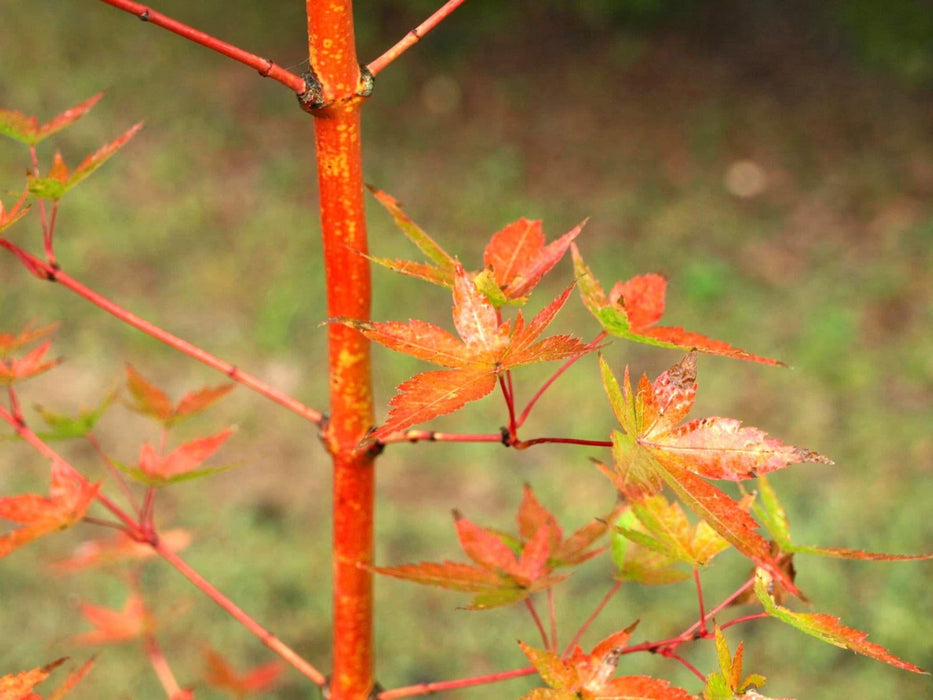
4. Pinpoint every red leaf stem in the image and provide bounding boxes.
[516,332,605,429]
[561,581,624,657]
[98,0,307,93]
[524,597,550,650]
